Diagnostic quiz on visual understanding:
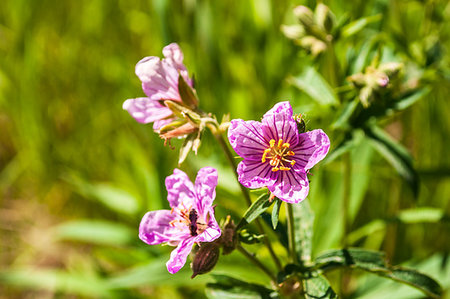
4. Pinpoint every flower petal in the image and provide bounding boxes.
[194,167,218,216]
[291,129,330,170]
[228,119,268,160]
[162,43,193,89]
[123,97,173,124]
[166,237,195,274]
[139,210,189,245]
[166,169,196,209]
[261,101,298,145]
[135,56,180,101]
[237,159,276,189]
[195,209,221,243]
[268,170,309,203]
